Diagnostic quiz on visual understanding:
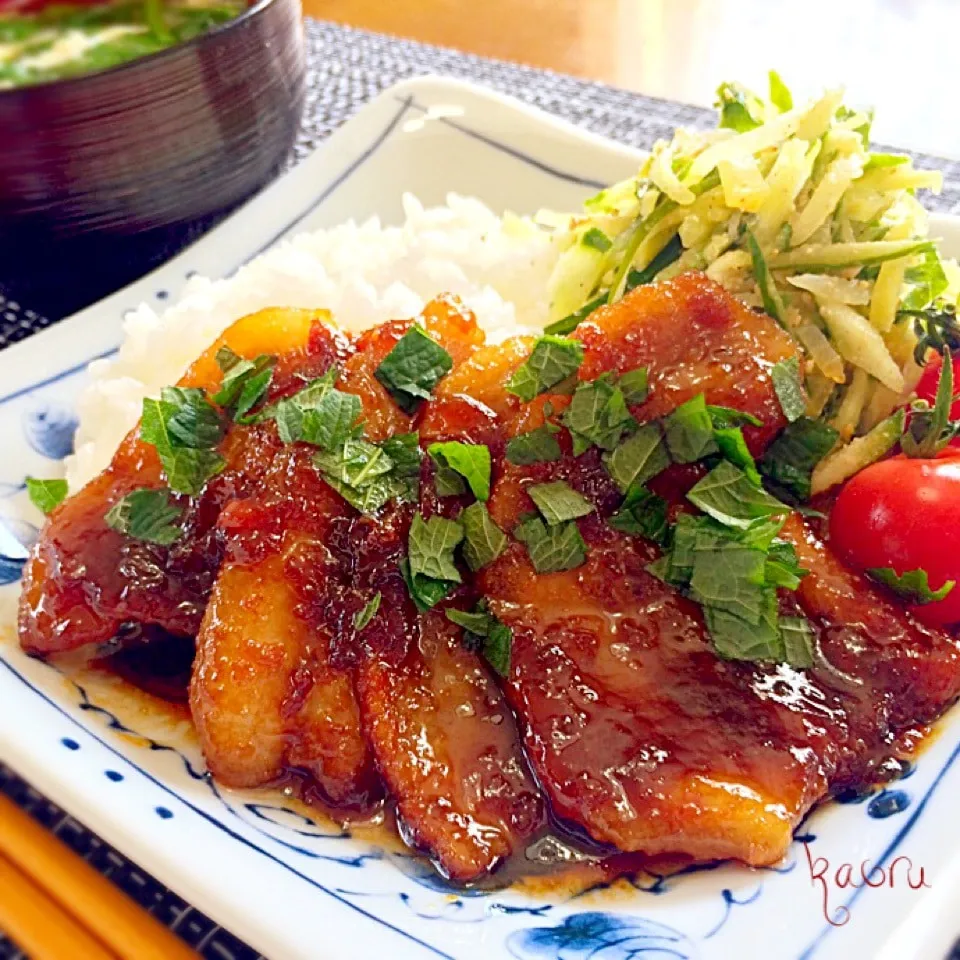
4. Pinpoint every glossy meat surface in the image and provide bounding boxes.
[191,550,379,805]
[475,275,960,864]
[18,307,341,656]
[19,273,960,880]
[290,303,543,878]
[357,612,542,881]
[19,295,539,880]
